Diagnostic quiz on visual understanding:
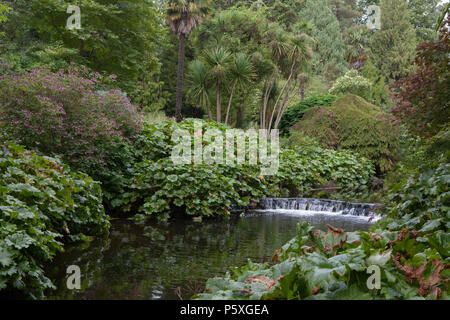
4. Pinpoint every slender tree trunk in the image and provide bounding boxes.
[268,62,295,130]
[216,81,221,122]
[236,103,244,128]
[261,72,277,129]
[300,79,305,101]
[207,107,213,120]
[225,81,237,125]
[274,80,298,129]
[175,33,186,123]
[204,92,213,120]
